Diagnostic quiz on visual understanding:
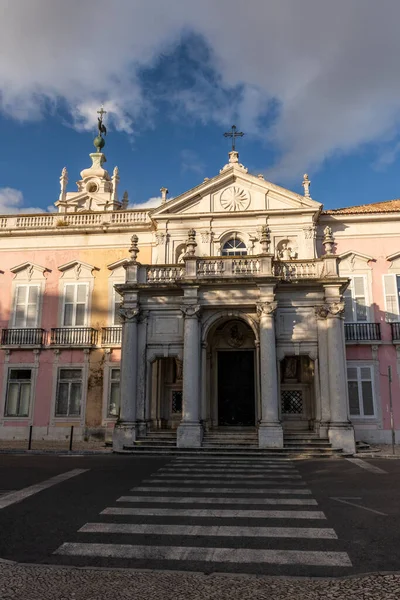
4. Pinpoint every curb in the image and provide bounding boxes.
[0,449,112,456]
